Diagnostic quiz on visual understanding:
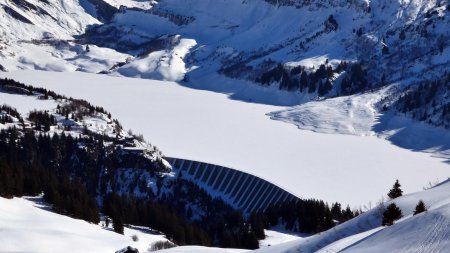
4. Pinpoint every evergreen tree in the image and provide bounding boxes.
[240,230,259,250]
[300,71,308,92]
[382,203,403,226]
[308,80,317,93]
[342,205,355,221]
[413,200,427,215]
[330,202,342,220]
[113,216,125,234]
[318,79,332,96]
[387,179,403,199]
[219,232,235,248]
